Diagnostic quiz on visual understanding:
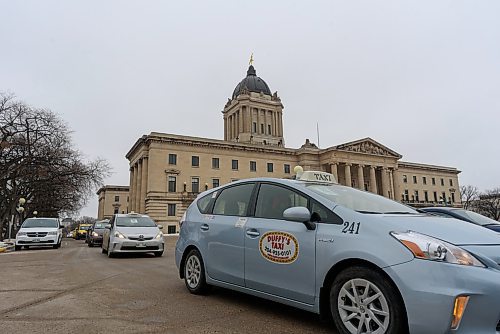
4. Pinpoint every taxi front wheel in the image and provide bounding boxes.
[330,266,407,334]
[184,249,209,295]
